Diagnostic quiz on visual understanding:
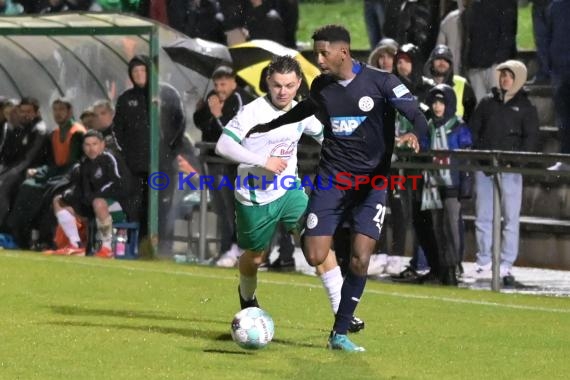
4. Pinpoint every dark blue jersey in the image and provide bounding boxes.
[310,62,427,177]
